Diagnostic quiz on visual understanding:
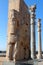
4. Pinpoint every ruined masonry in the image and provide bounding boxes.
[6,0,30,61]
[6,0,42,61]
